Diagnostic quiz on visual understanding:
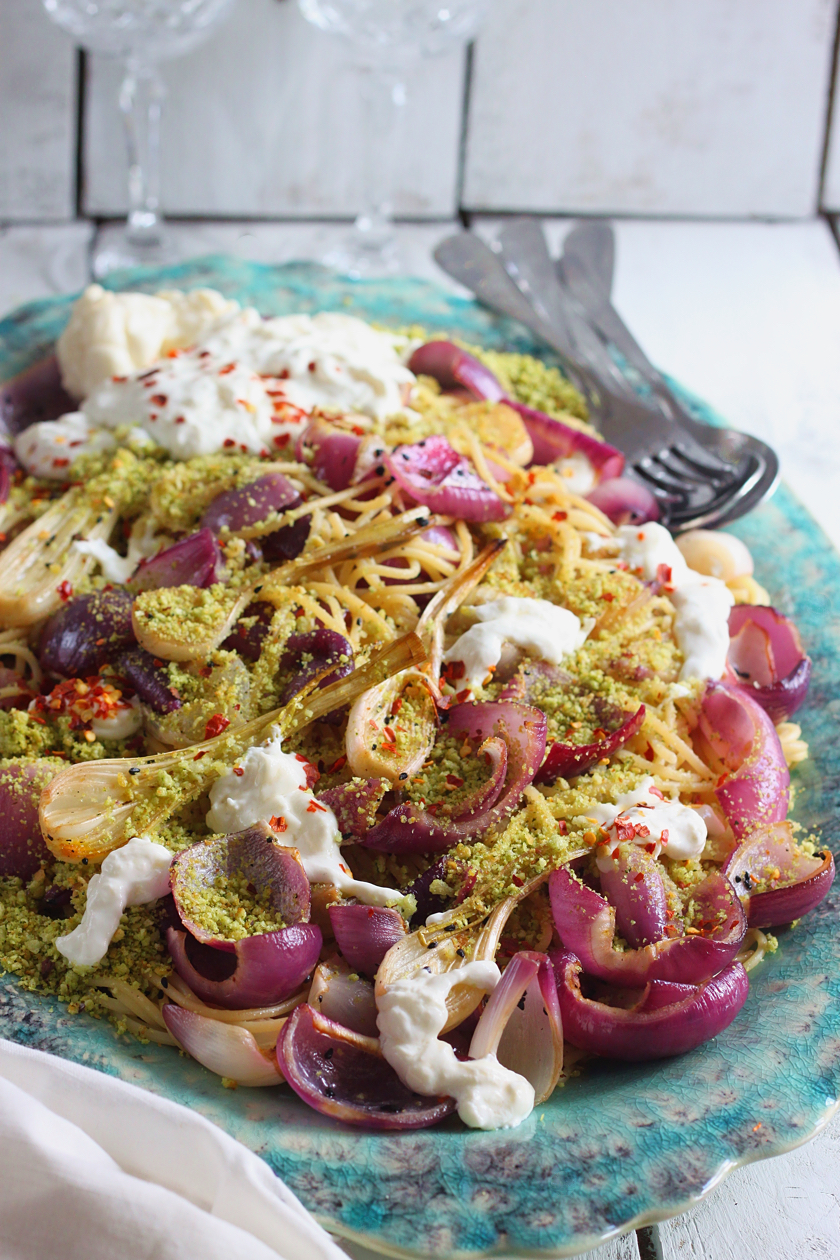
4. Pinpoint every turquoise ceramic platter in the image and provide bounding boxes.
[1,259,838,1259]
